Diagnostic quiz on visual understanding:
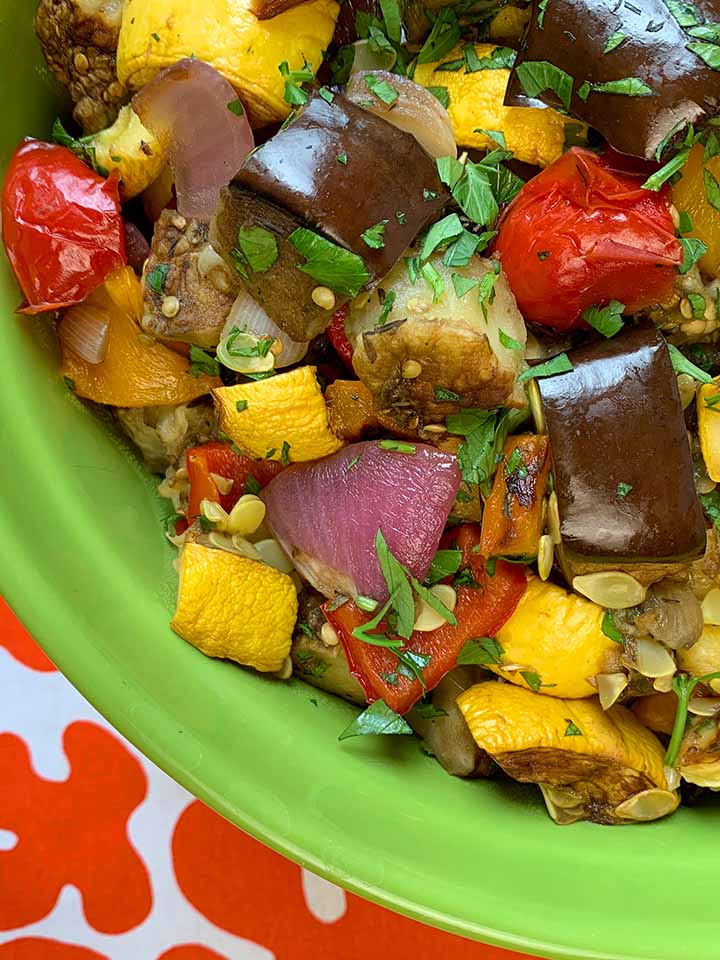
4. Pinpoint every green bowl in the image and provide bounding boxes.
[0,5,716,957]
